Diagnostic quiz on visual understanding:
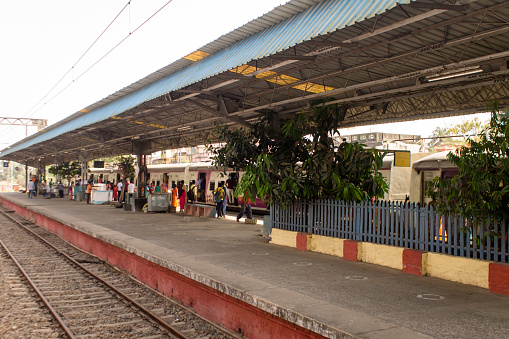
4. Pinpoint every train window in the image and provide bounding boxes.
[209,181,215,191]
